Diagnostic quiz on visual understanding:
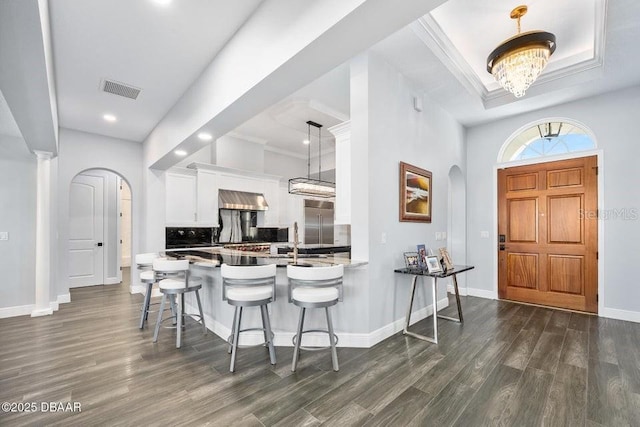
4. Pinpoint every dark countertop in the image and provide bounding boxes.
[276,244,351,255]
[163,247,365,268]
